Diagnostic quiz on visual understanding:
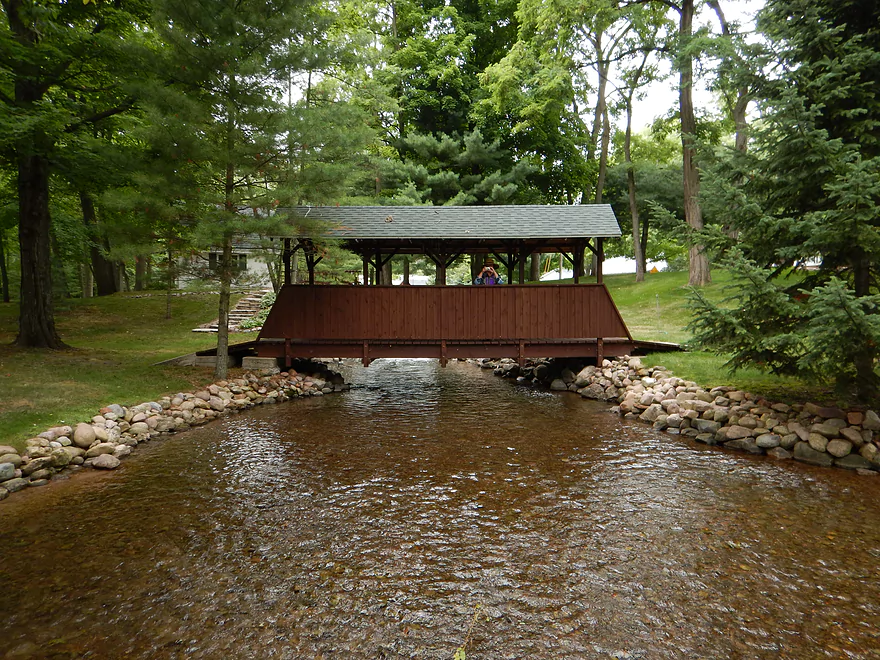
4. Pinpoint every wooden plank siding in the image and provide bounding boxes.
[255,284,636,363]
